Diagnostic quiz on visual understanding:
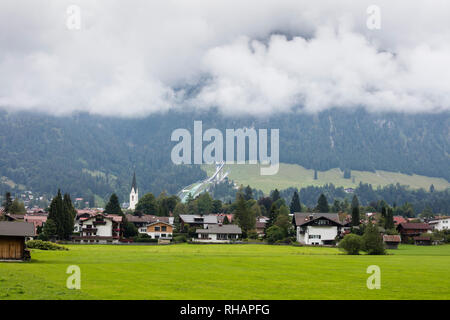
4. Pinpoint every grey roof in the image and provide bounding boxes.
[0,221,35,237]
[125,214,170,224]
[180,214,218,224]
[196,224,242,234]
[293,213,342,226]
